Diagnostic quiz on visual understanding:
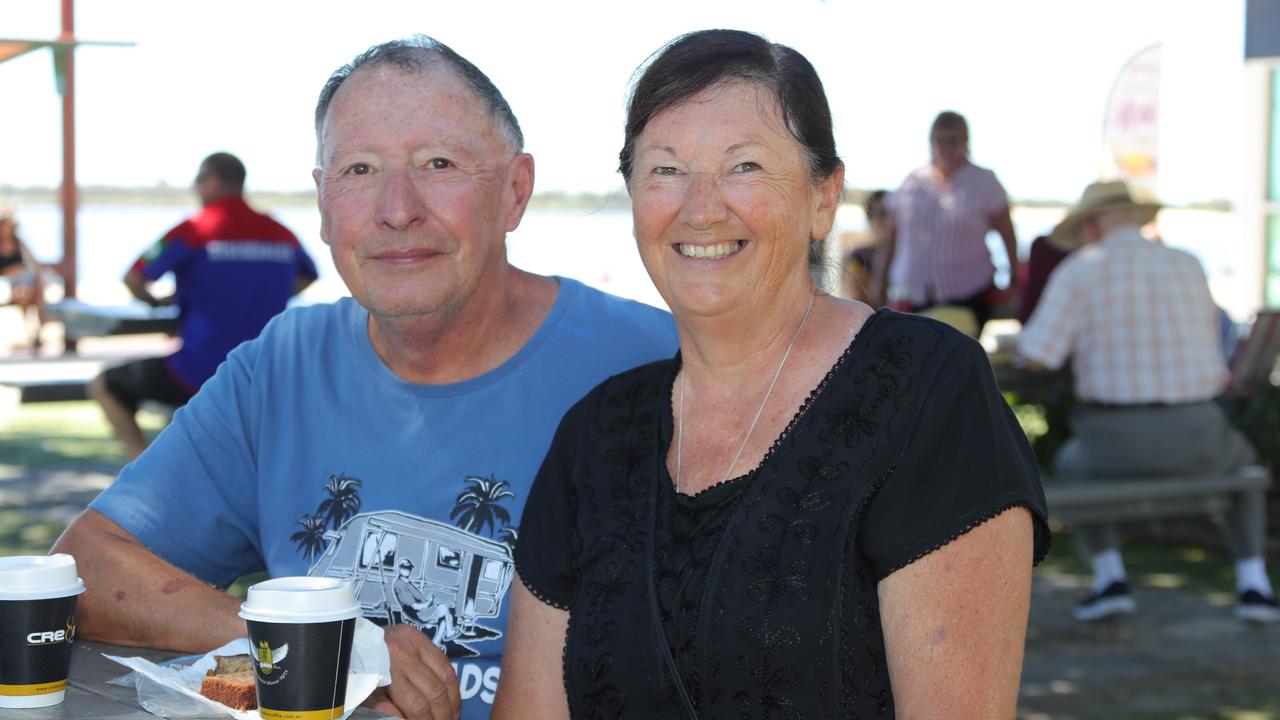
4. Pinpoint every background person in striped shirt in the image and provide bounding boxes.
[1017,180,1278,625]
[870,110,1019,334]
